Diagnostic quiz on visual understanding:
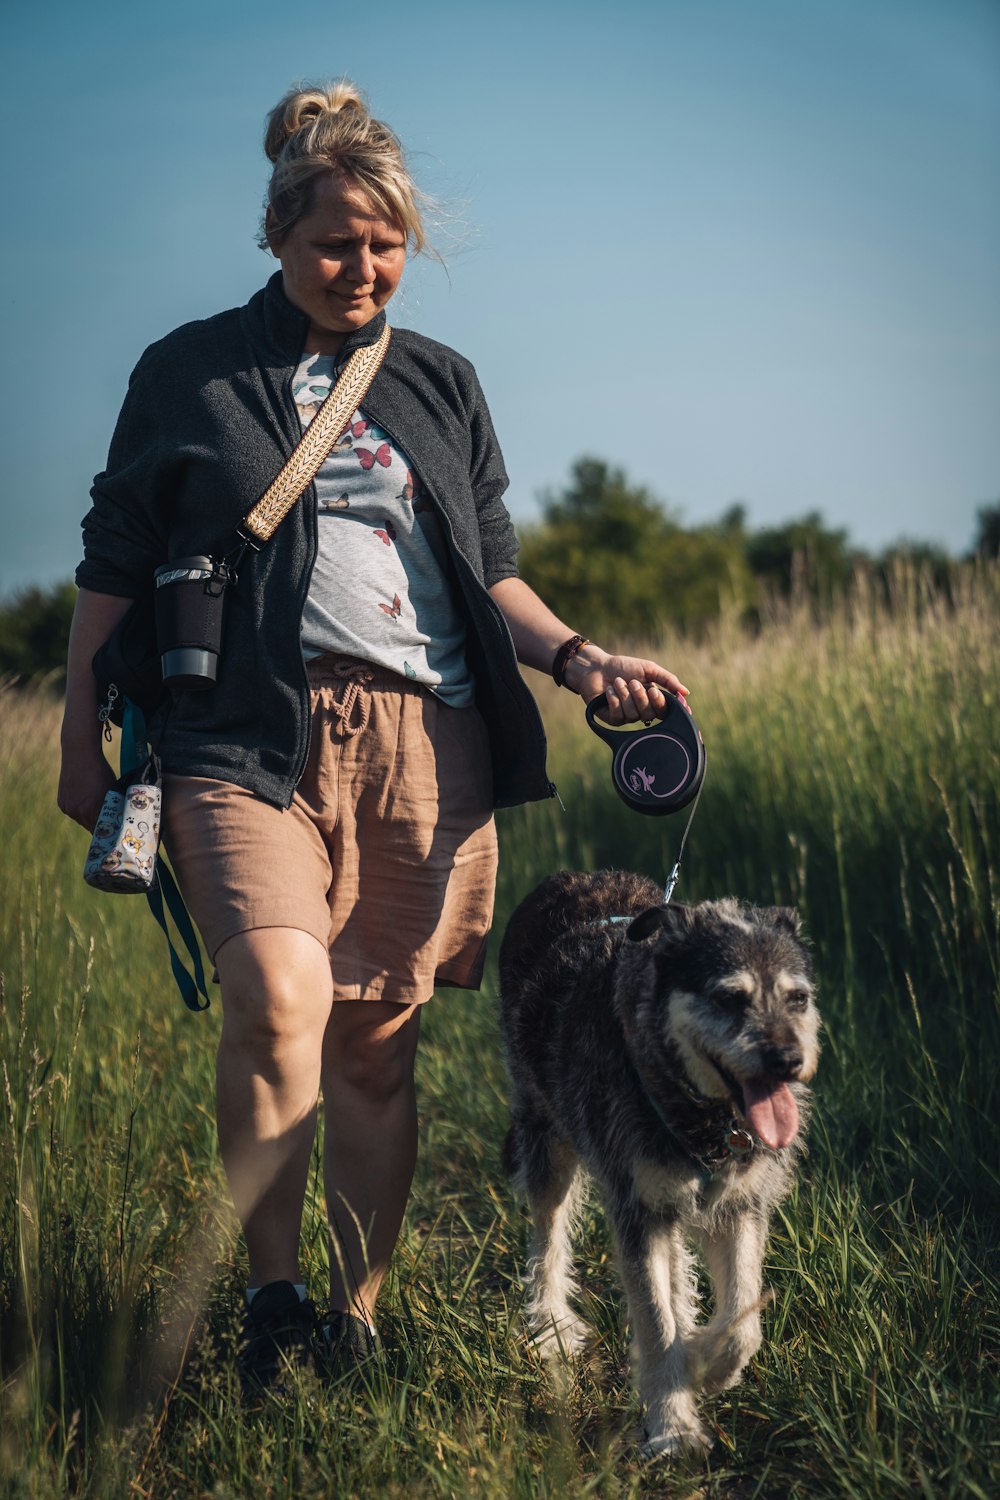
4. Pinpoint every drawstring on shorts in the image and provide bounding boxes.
[329,661,377,737]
